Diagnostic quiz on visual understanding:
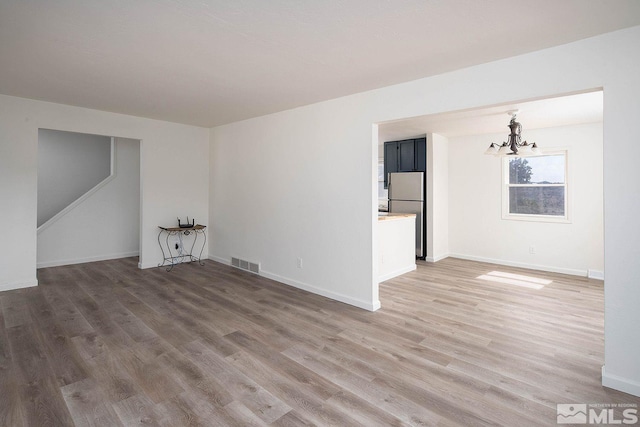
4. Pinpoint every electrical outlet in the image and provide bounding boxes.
[529,246,536,254]
[296,257,303,268]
